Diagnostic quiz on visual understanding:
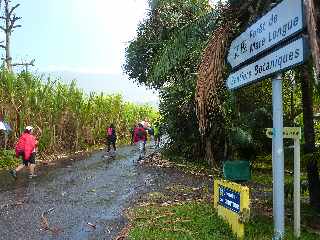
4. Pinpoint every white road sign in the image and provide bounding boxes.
[227,0,305,69]
[226,37,308,90]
